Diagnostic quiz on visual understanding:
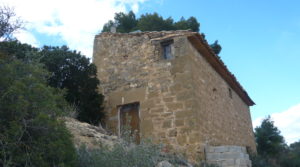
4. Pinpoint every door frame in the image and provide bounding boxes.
[117,102,140,137]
